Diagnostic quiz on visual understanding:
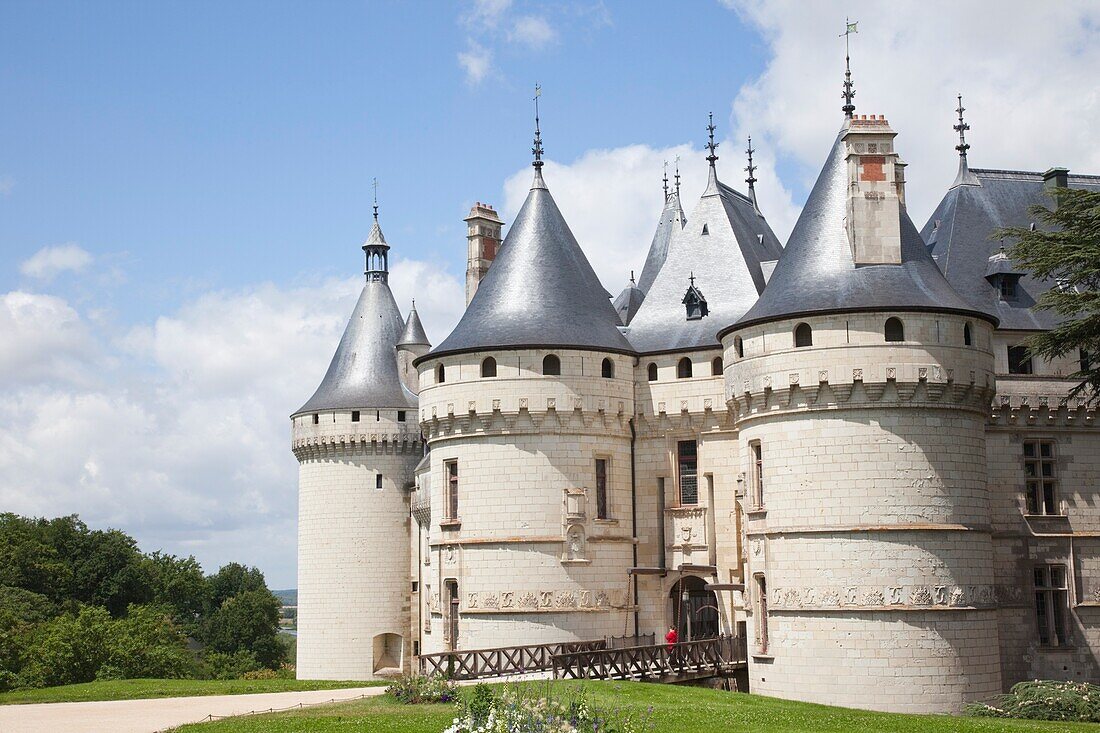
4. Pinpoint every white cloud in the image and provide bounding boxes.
[463,0,512,28]
[458,40,493,85]
[727,0,1100,227]
[20,243,94,281]
[510,16,557,49]
[0,258,463,588]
